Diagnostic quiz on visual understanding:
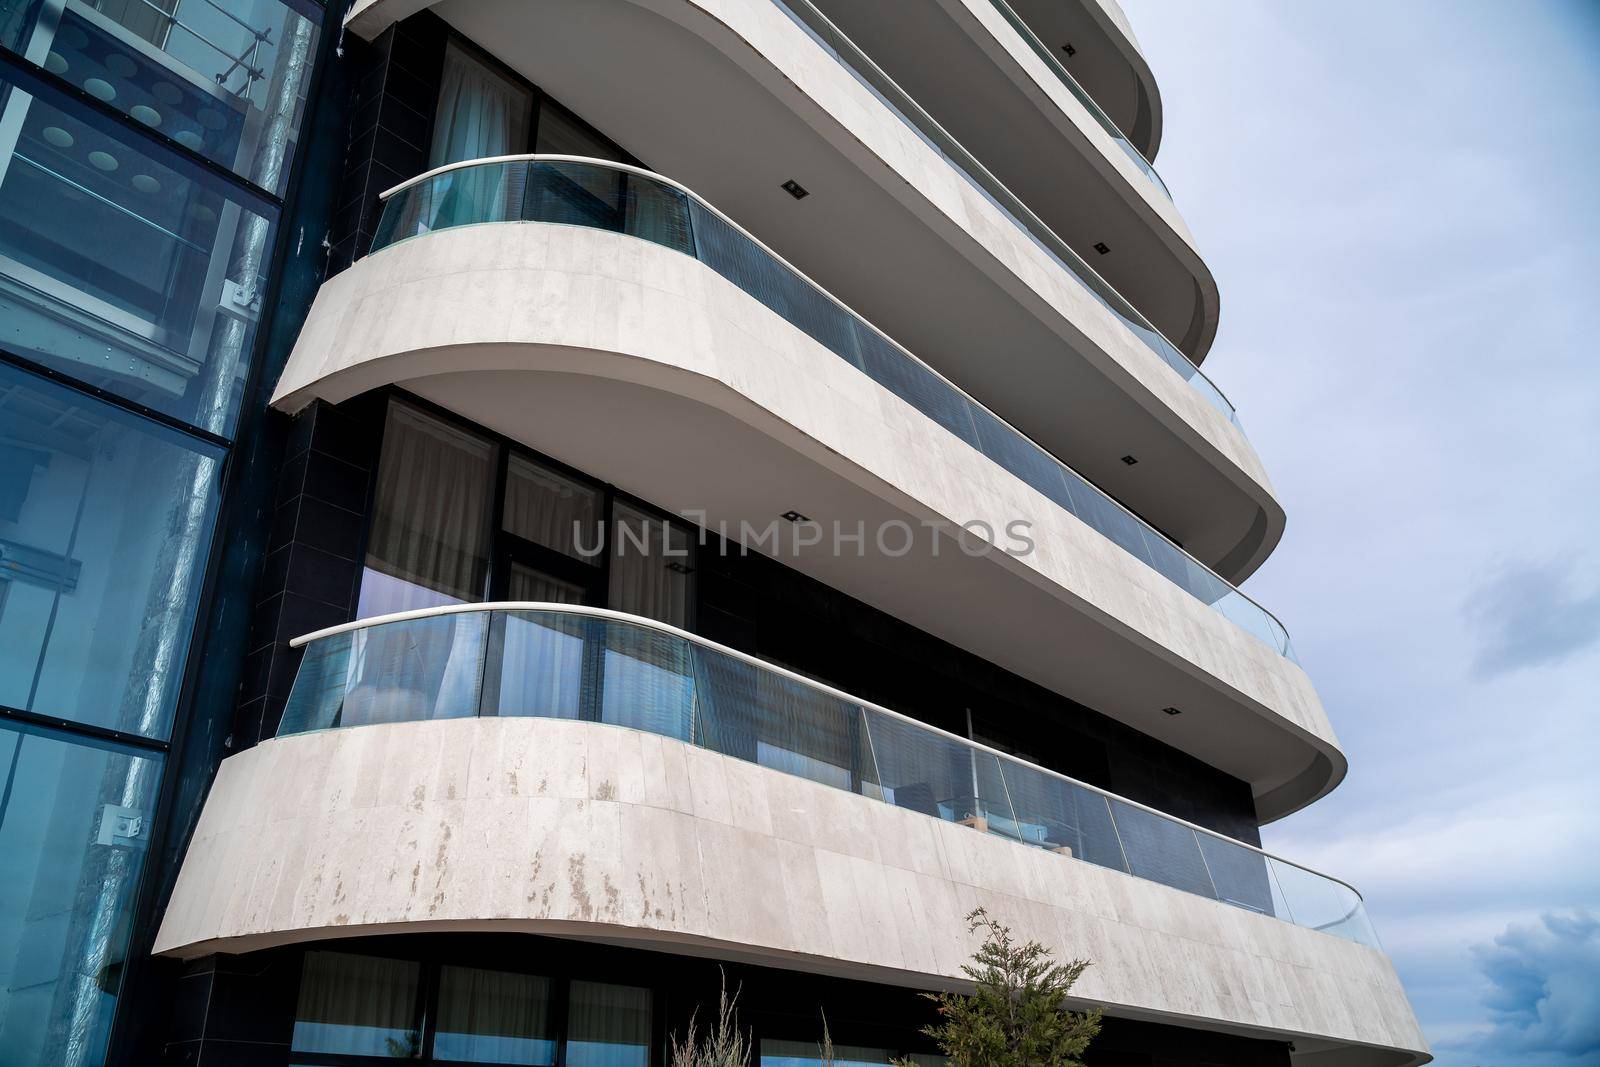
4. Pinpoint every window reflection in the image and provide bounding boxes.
[435,965,556,1065]
[0,69,277,433]
[0,361,222,738]
[761,1039,942,1067]
[291,951,422,1058]
[0,721,160,1067]
[609,503,690,628]
[566,980,651,1067]
[503,454,601,563]
[358,401,495,618]
[1,0,319,192]
[287,957,650,1067]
